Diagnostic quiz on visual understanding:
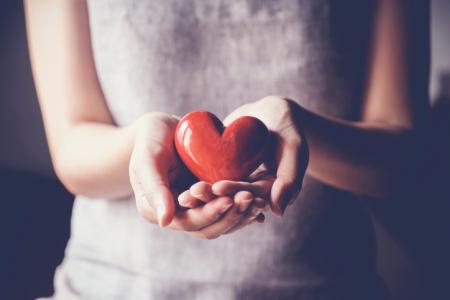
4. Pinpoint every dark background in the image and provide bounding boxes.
[0,1,73,299]
[0,1,449,299]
